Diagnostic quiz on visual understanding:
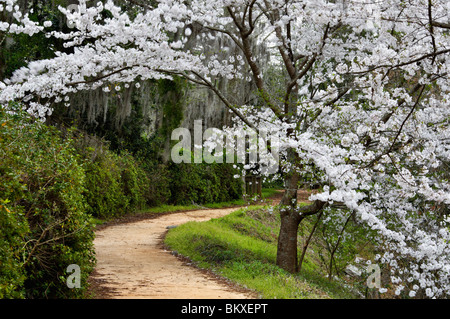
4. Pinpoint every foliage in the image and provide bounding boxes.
[82,148,130,219]
[301,207,375,280]
[0,105,95,298]
[73,134,167,219]
[0,0,61,80]
[0,201,29,298]
[74,132,242,218]
[156,78,186,146]
[168,159,242,206]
